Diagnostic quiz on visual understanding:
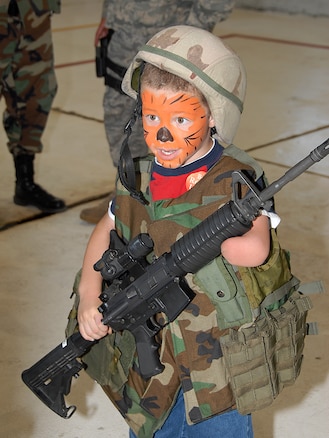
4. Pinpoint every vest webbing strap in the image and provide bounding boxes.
[260,276,300,310]
[298,280,325,295]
